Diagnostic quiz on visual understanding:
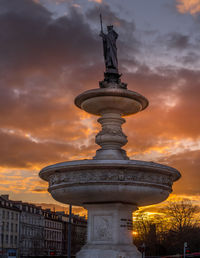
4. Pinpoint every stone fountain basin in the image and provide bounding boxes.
[74,88,149,116]
[39,159,181,207]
